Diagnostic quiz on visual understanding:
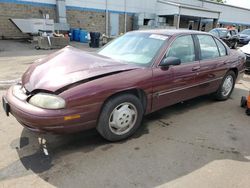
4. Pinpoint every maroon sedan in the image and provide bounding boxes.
[2,30,246,141]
